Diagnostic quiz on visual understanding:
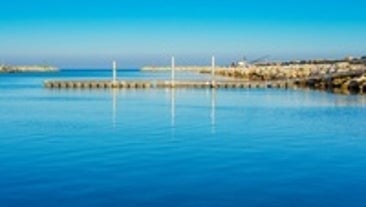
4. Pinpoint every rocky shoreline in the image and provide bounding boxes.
[142,56,366,94]
[199,57,366,94]
[0,65,58,73]
[293,69,366,94]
